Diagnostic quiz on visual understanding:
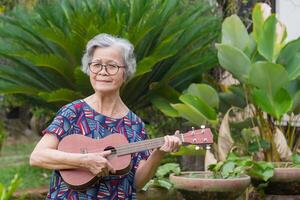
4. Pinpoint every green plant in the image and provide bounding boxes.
[0,0,221,112]
[0,120,6,154]
[152,83,220,127]
[292,153,300,167]
[208,153,274,181]
[0,0,36,13]
[0,174,22,200]
[136,106,184,139]
[151,81,220,159]
[0,163,50,190]
[0,139,51,190]
[142,163,180,191]
[215,3,300,161]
